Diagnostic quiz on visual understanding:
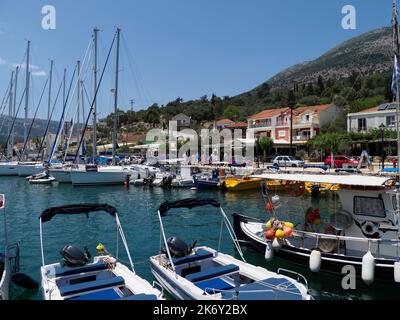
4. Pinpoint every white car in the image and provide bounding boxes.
[273,156,305,167]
